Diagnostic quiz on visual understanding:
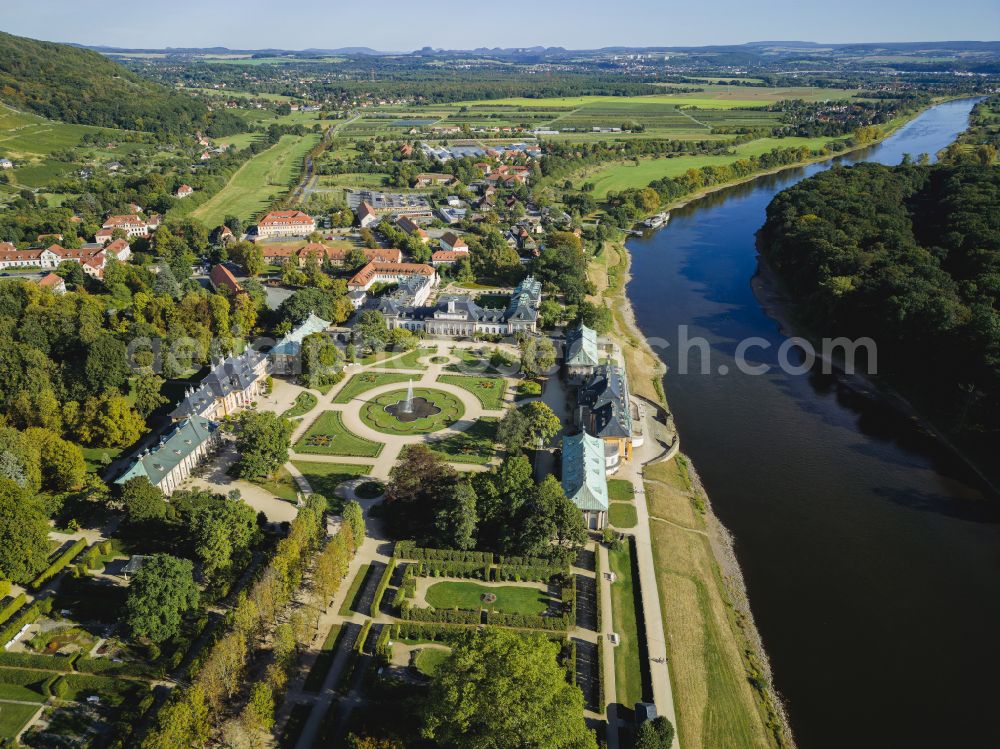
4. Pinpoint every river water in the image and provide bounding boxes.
[625,99,999,749]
